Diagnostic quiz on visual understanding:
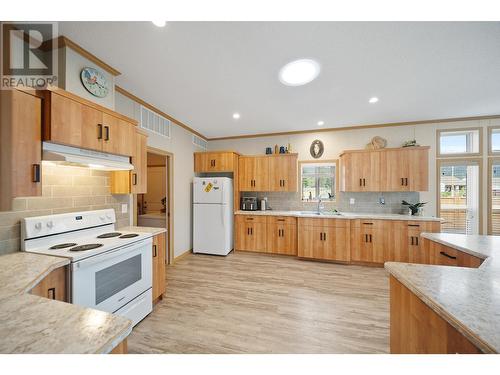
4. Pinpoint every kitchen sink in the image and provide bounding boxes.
[298,211,343,216]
